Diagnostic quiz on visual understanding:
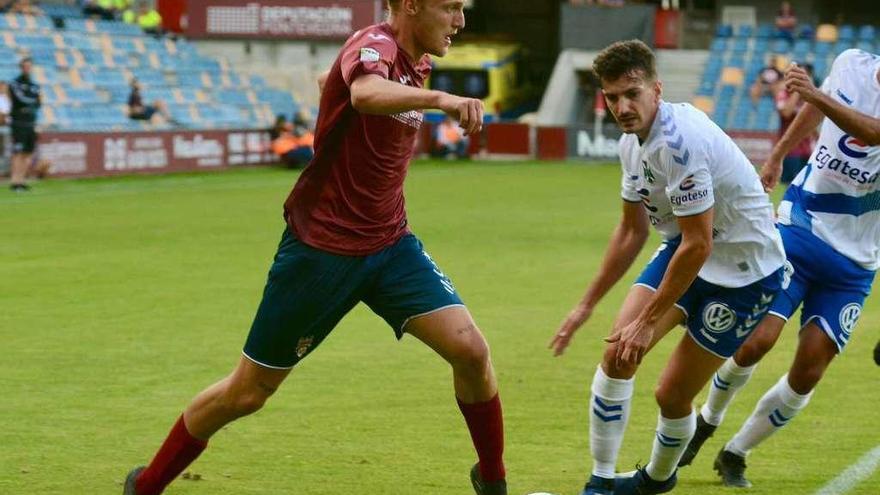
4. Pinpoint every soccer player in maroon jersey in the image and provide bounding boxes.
[123,1,506,494]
